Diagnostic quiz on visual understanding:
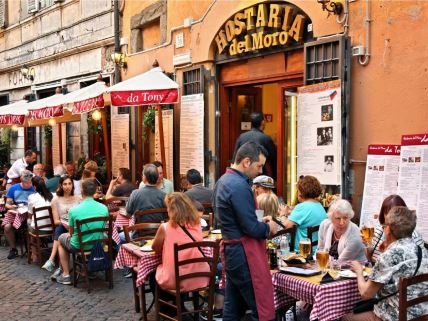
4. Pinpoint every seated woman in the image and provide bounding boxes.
[367,194,424,263]
[42,176,80,274]
[318,199,365,261]
[153,192,210,292]
[342,206,428,321]
[27,176,53,234]
[279,175,327,252]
